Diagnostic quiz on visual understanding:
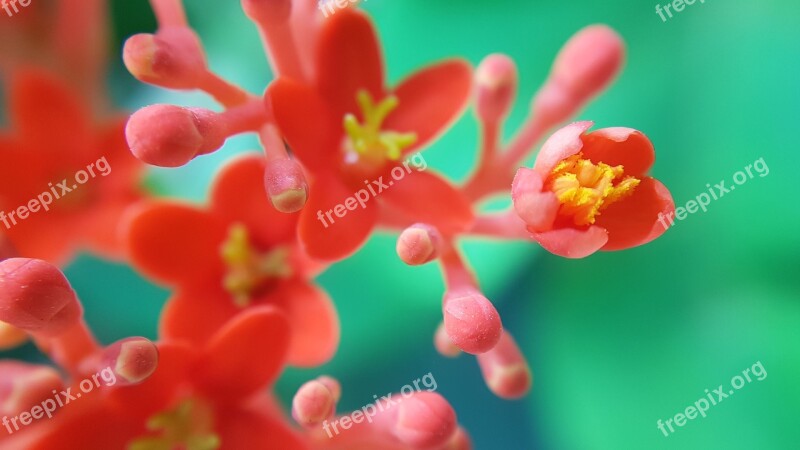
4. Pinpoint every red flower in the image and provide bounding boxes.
[512,121,675,258]
[0,68,143,264]
[267,10,473,260]
[16,307,306,450]
[124,155,339,367]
